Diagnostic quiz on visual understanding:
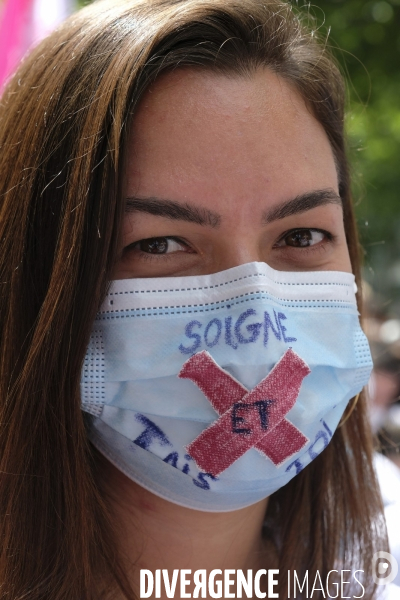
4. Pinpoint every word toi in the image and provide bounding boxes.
[140,569,279,599]
[179,308,296,354]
